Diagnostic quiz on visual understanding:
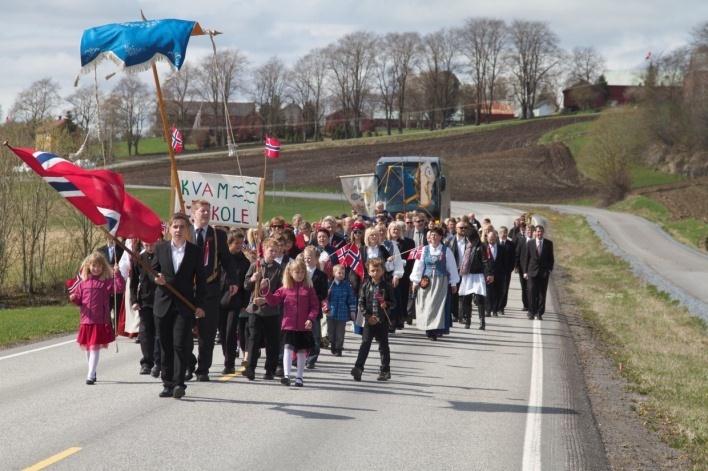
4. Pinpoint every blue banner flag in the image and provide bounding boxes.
[80,19,198,73]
